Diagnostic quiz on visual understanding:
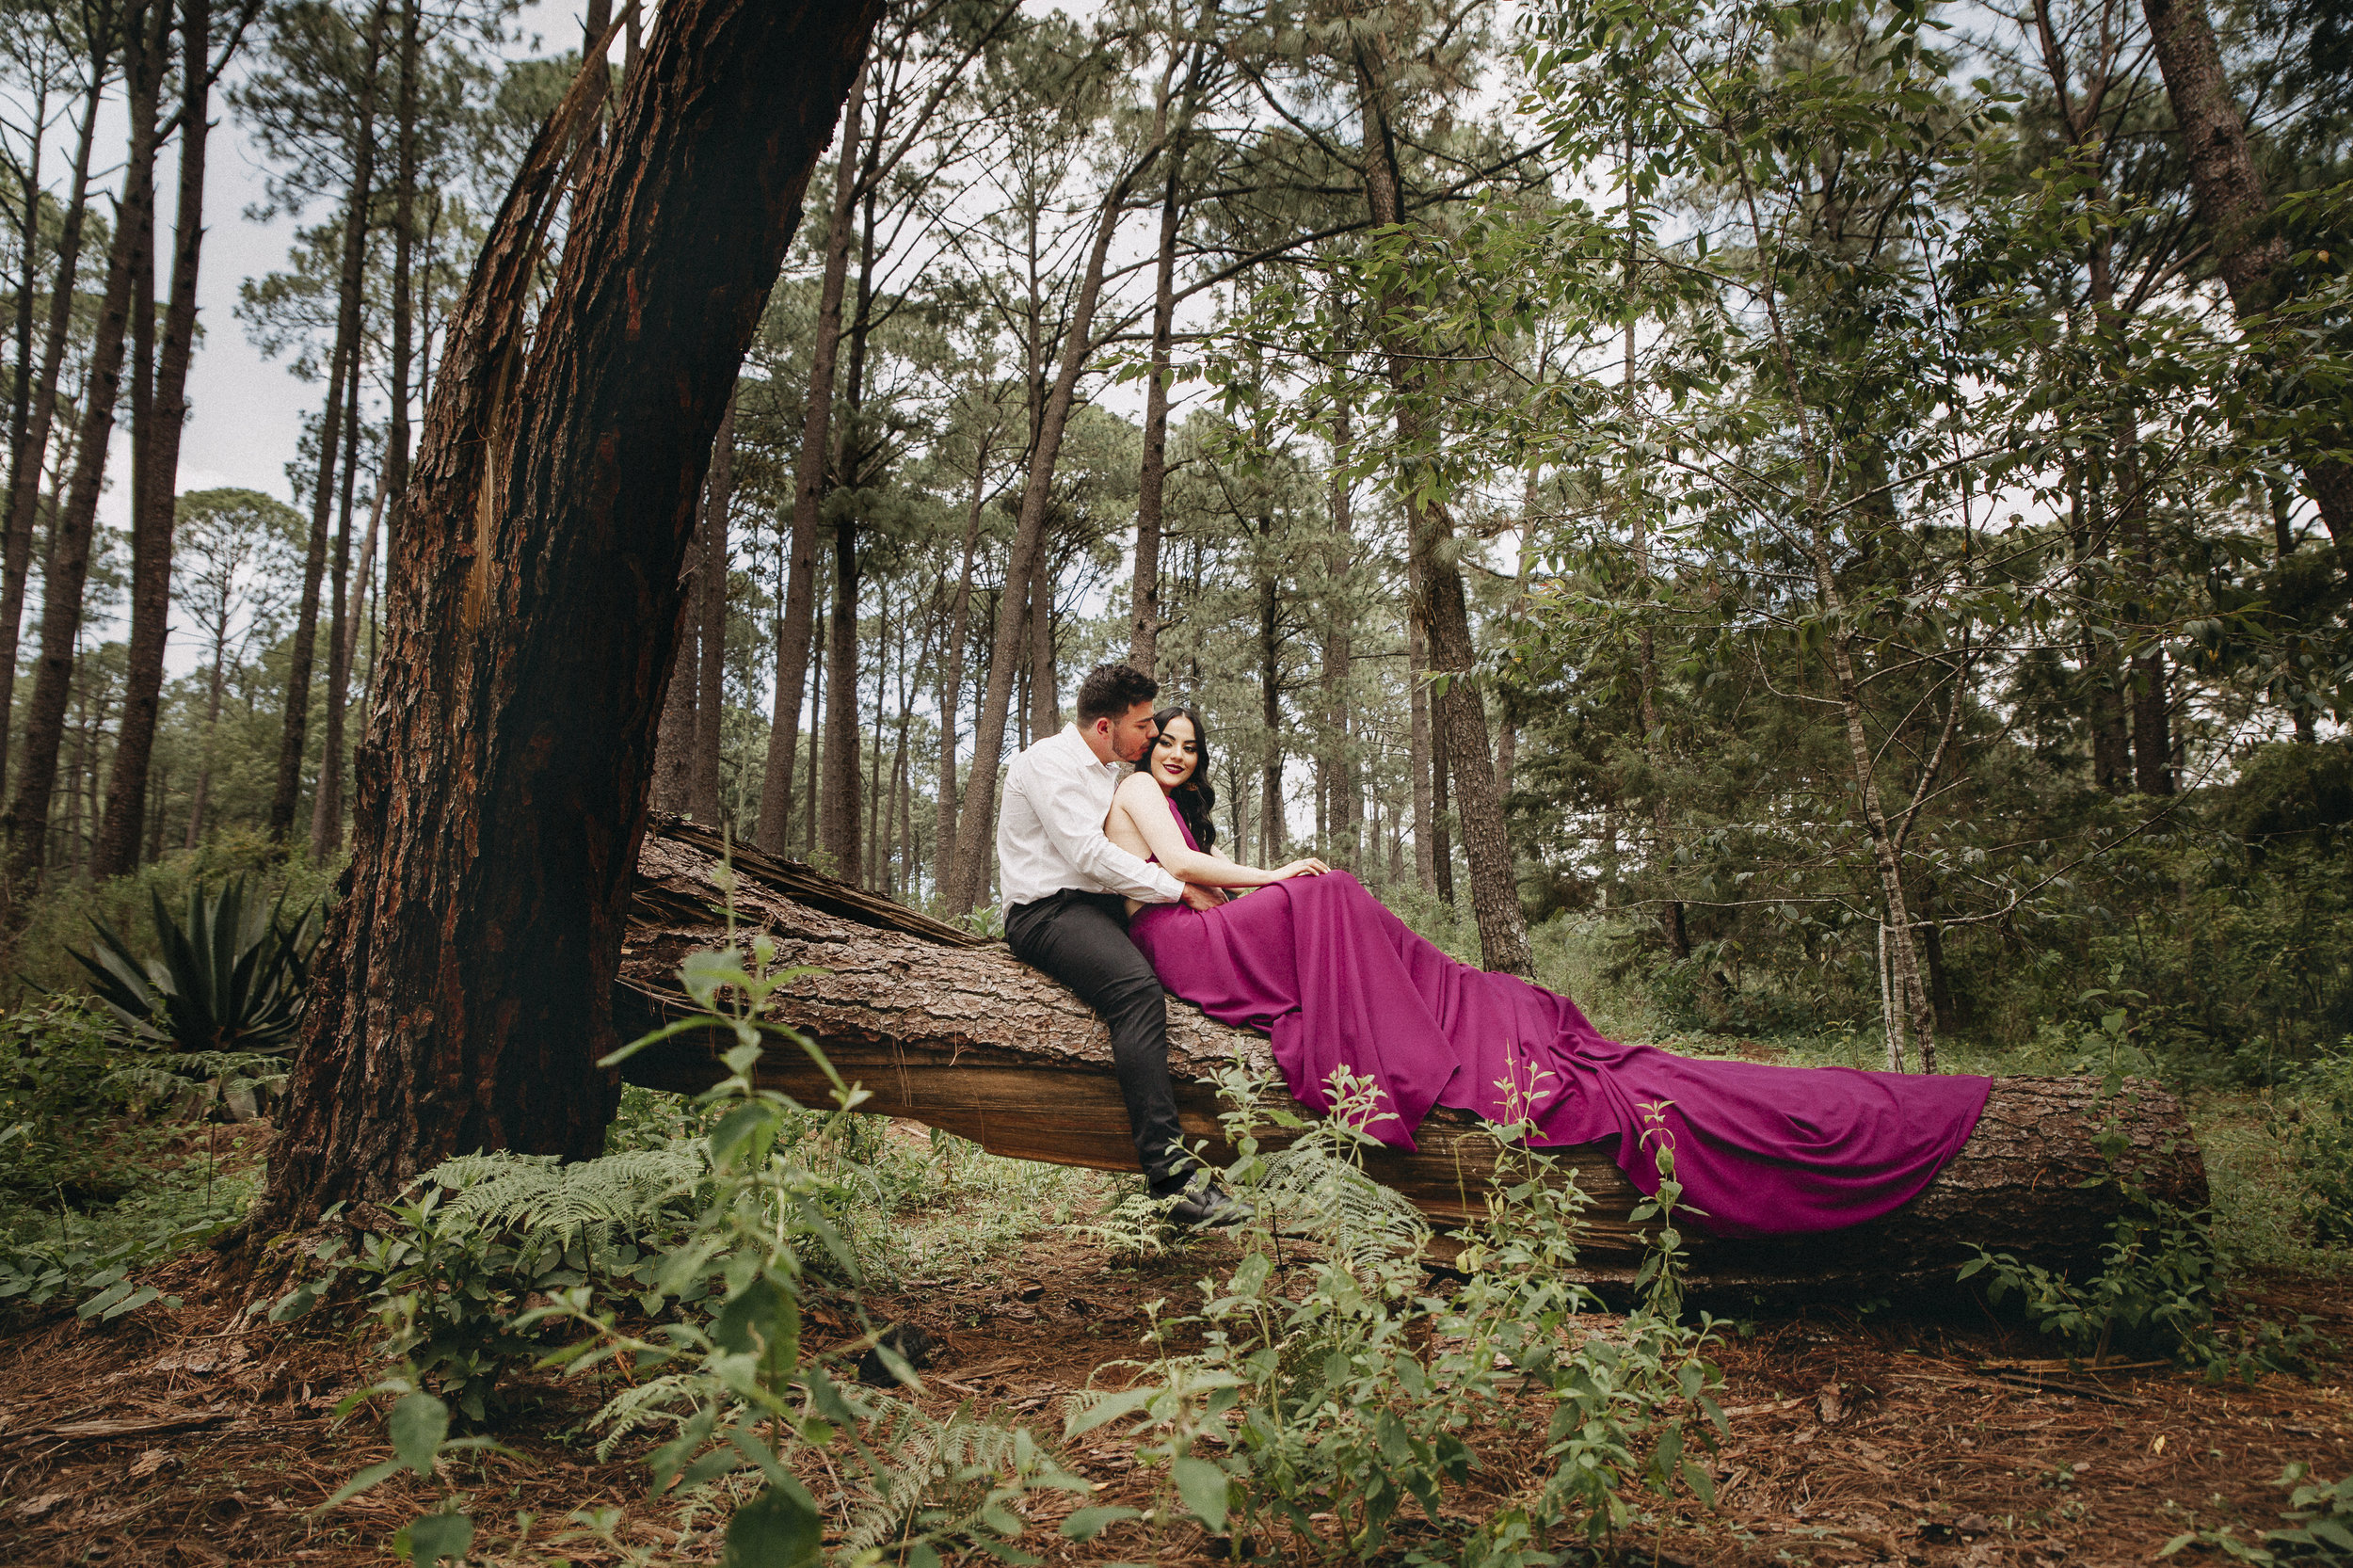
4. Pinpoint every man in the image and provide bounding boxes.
[999,662,1242,1226]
